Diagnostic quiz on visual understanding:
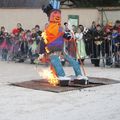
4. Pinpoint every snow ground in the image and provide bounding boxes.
[0,61,120,120]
